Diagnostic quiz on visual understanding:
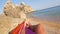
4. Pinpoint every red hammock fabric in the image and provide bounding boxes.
[11,21,25,34]
[11,20,35,34]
